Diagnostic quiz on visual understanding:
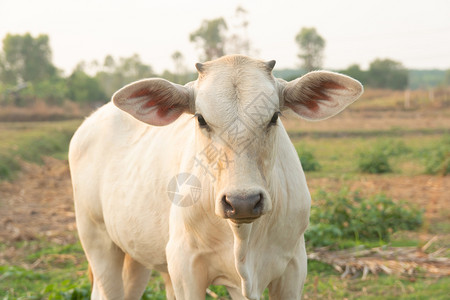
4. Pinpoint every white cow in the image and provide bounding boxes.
[69,55,362,300]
